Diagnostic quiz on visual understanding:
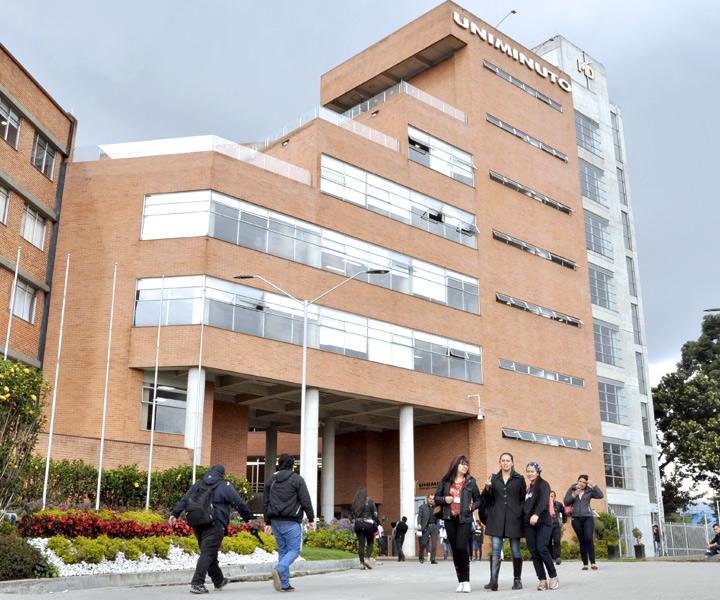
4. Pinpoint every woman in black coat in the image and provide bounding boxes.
[481,452,526,591]
[434,455,483,593]
[351,486,377,570]
[523,462,558,590]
